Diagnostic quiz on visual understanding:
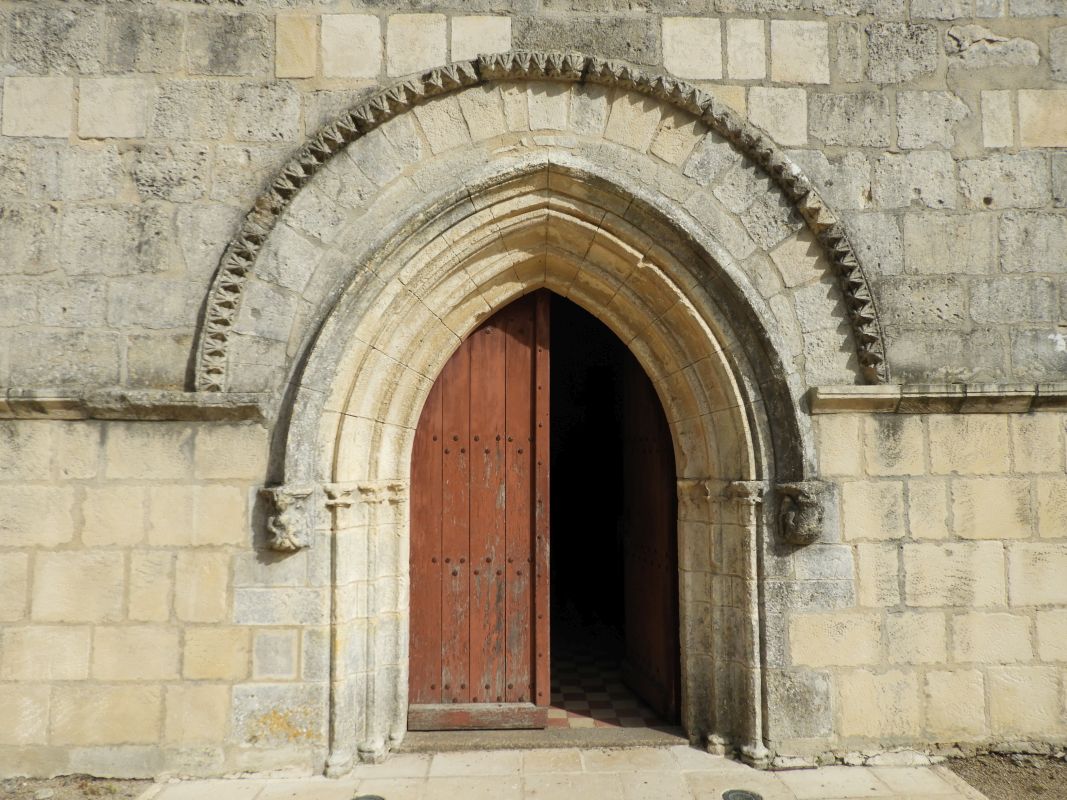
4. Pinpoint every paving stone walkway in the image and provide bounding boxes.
[136,746,988,800]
